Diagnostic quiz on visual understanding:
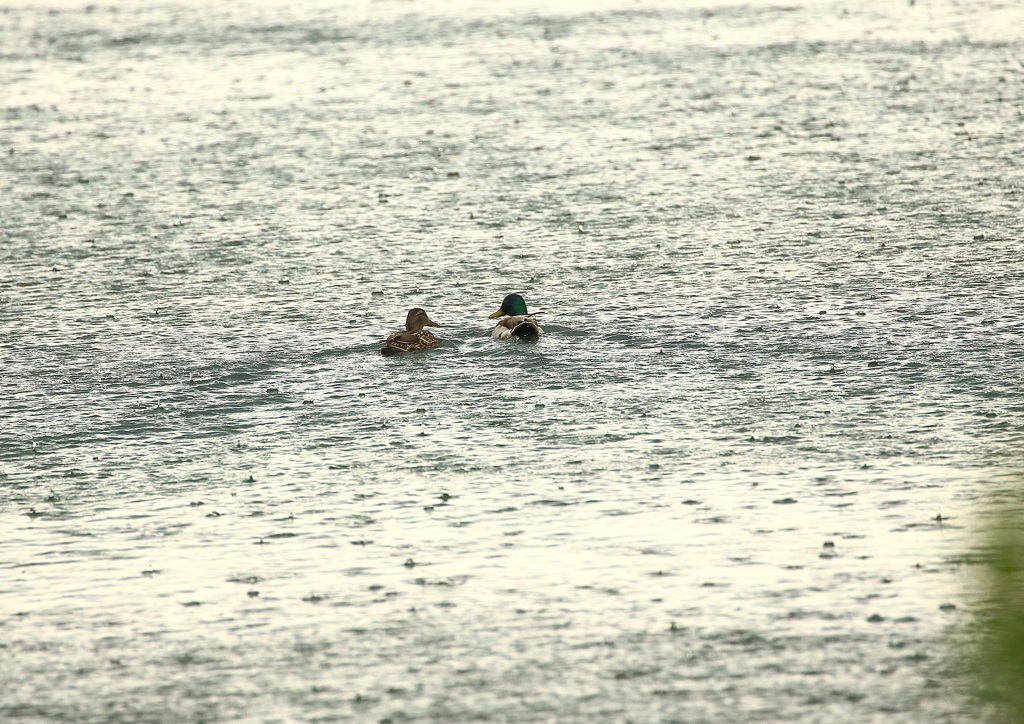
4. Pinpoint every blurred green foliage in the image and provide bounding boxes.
[975,510,1024,723]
